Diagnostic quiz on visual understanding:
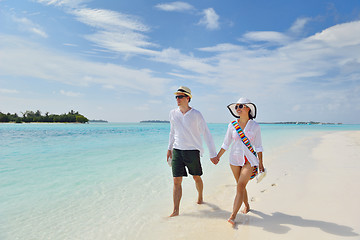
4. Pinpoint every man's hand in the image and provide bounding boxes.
[167,150,172,162]
[210,156,219,165]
